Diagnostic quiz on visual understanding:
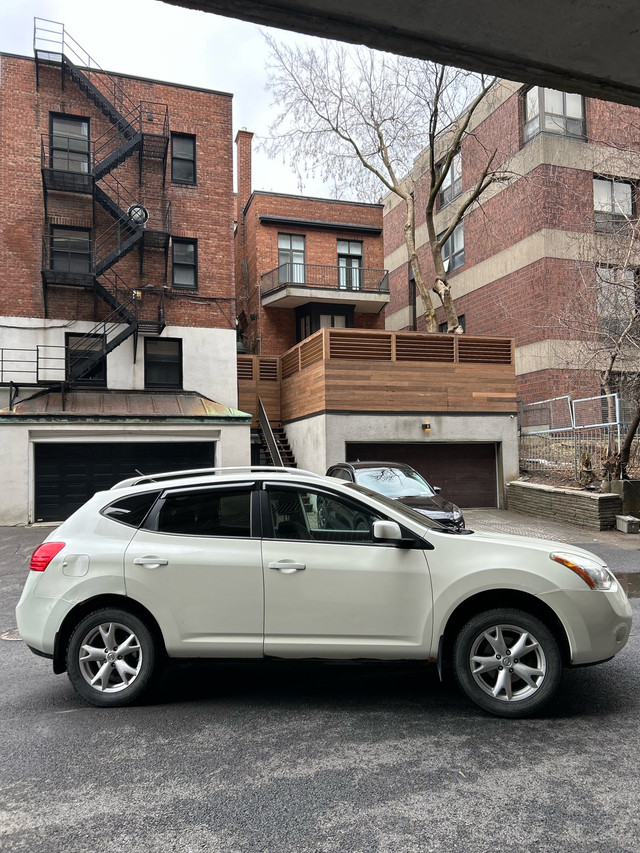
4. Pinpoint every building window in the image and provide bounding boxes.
[171,133,196,183]
[172,239,197,289]
[50,227,91,273]
[278,233,305,284]
[438,314,466,334]
[595,265,639,335]
[440,221,465,272]
[144,338,183,389]
[439,151,462,207]
[50,114,89,173]
[295,304,354,343]
[524,87,585,142]
[593,177,634,232]
[337,240,363,290]
[66,333,106,385]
